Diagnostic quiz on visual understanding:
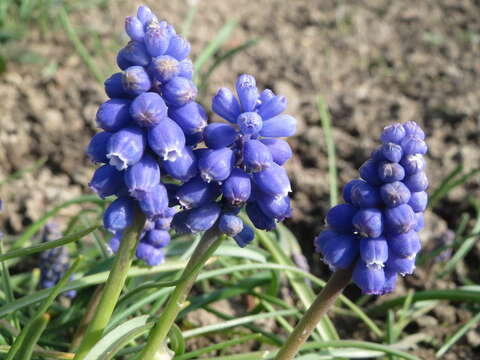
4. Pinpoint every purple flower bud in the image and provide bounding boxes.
[257,95,287,120]
[384,204,416,234]
[162,77,197,107]
[360,237,388,266]
[186,202,221,233]
[219,214,244,237]
[403,121,425,140]
[122,66,152,96]
[325,203,357,233]
[108,232,122,253]
[148,118,186,161]
[236,74,259,112]
[96,99,132,132]
[352,208,383,238]
[107,126,146,170]
[382,270,397,294]
[199,148,235,183]
[154,207,177,230]
[253,163,292,198]
[243,139,273,173]
[149,55,180,83]
[222,168,252,205]
[176,176,220,209]
[381,123,406,144]
[212,88,241,123]
[259,88,274,103]
[178,59,193,79]
[144,21,170,57]
[319,231,359,269]
[130,92,167,127]
[171,210,192,234]
[371,147,386,162]
[203,123,237,149]
[404,171,428,192]
[387,230,421,258]
[408,191,428,212]
[142,229,170,248]
[166,35,191,61]
[400,135,428,155]
[125,16,144,42]
[246,202,276,231]
[116,50,133,70]
[136,242,165,266]
[234,224,255,247]
[103,197,136,233]
[260,139,292,165]
[378,161,405,183]
[260,114,297,138]
[381,142,403,163]
[121,41,150,67]
[105,73,129,99]
[169,102,207,135]
[350,180,381,208]
[414,212,424,231]
[385,252,416,275]
[380,181,411,208]
[342,179,365,204]
[137,5,155,25]
[313,229,336,253]
[162,146,197,182]
[359,160,382,186]
[138,183,168,219]
[353,261,385,295]
[86,132,112,163]
[400,154,426,175]
[237,112,263,136]
[89,164,125,198]
[256,192,292,221]
[124,154,160,199]
[186,132,203,147]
